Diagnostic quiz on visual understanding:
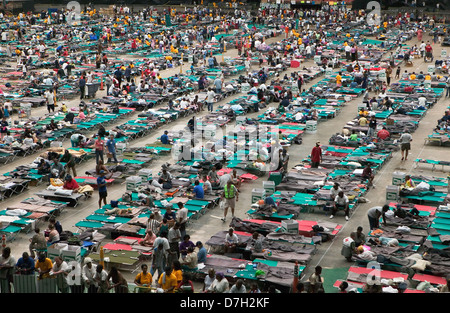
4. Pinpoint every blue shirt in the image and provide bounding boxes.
[97,176,107,193]
[197,247,207,263]
[16,257,35,274]
[193,184,204,199]
[106,139,116,153]
[161,134,169,144]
